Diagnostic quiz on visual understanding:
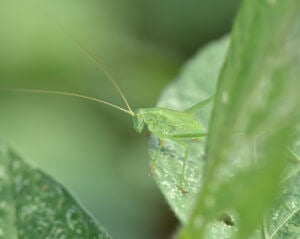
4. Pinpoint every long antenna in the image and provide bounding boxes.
[3,88,134,116]
[57,24,134,114]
